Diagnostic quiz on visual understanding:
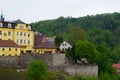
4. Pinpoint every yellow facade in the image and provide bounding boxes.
[34,48,56,54]
[0,47,20,56]
[0,20,34,56]
[14,23,34,53]
[0,27,14,40]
